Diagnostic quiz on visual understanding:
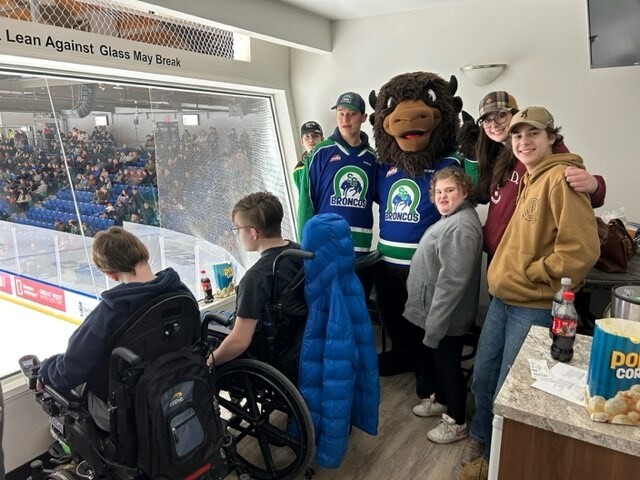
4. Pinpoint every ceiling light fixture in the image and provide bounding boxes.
[459,63,507,86]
